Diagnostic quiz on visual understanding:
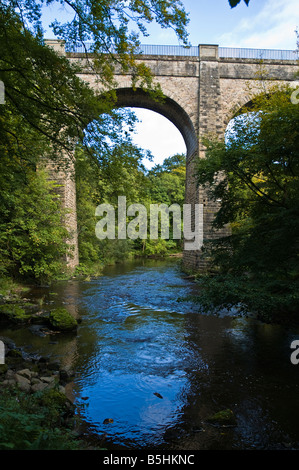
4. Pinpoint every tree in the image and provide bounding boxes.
[228,0,250,7]
[0,170,70,283]
[75,130,150,268]
[1,0,189,119]
[0,0,189,172]
[0,10,107,163]
[75,148,186,266]
[138,153,186,256]
[0,0,189,282]
[195,85,299,323]
[147,154,186,207]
